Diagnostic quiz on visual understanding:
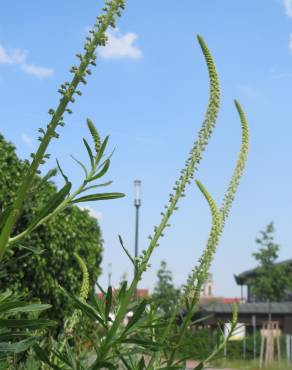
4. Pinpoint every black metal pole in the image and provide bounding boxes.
[134,204,140,277]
